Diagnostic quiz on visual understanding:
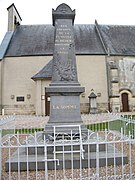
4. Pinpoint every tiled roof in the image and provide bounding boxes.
[5,24,105,57]
[0,32,13,60]
[32,60,52,80]
[99,25,135,55]
[5,25,55,56]
[2,23,135,79]
[5,24,135,57]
